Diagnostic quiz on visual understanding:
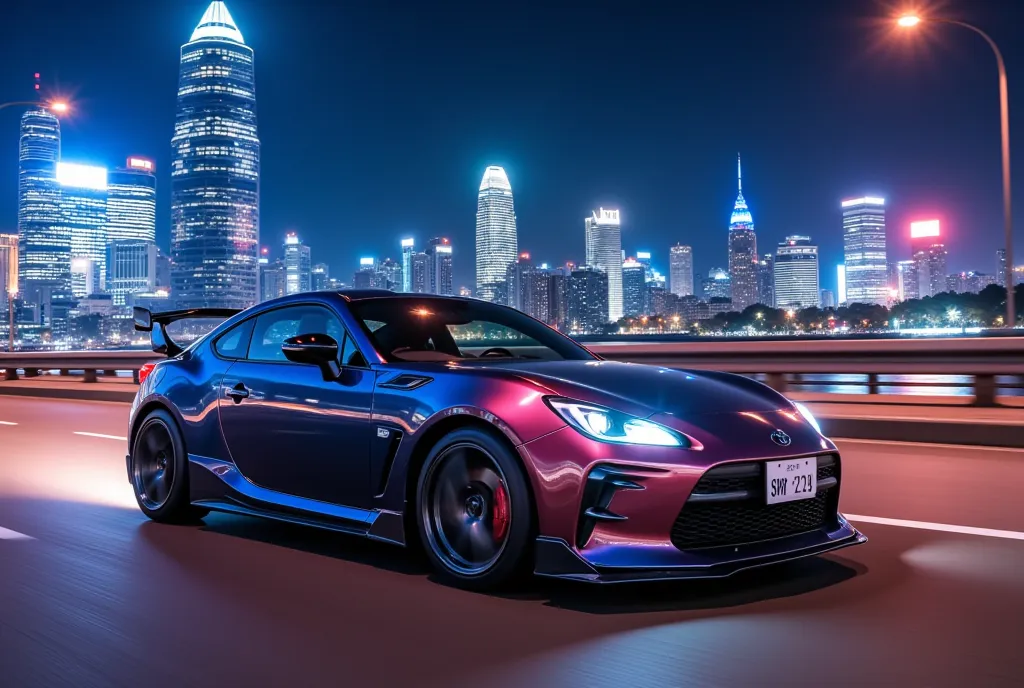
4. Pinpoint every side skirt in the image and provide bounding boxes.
[189,454,406,547]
